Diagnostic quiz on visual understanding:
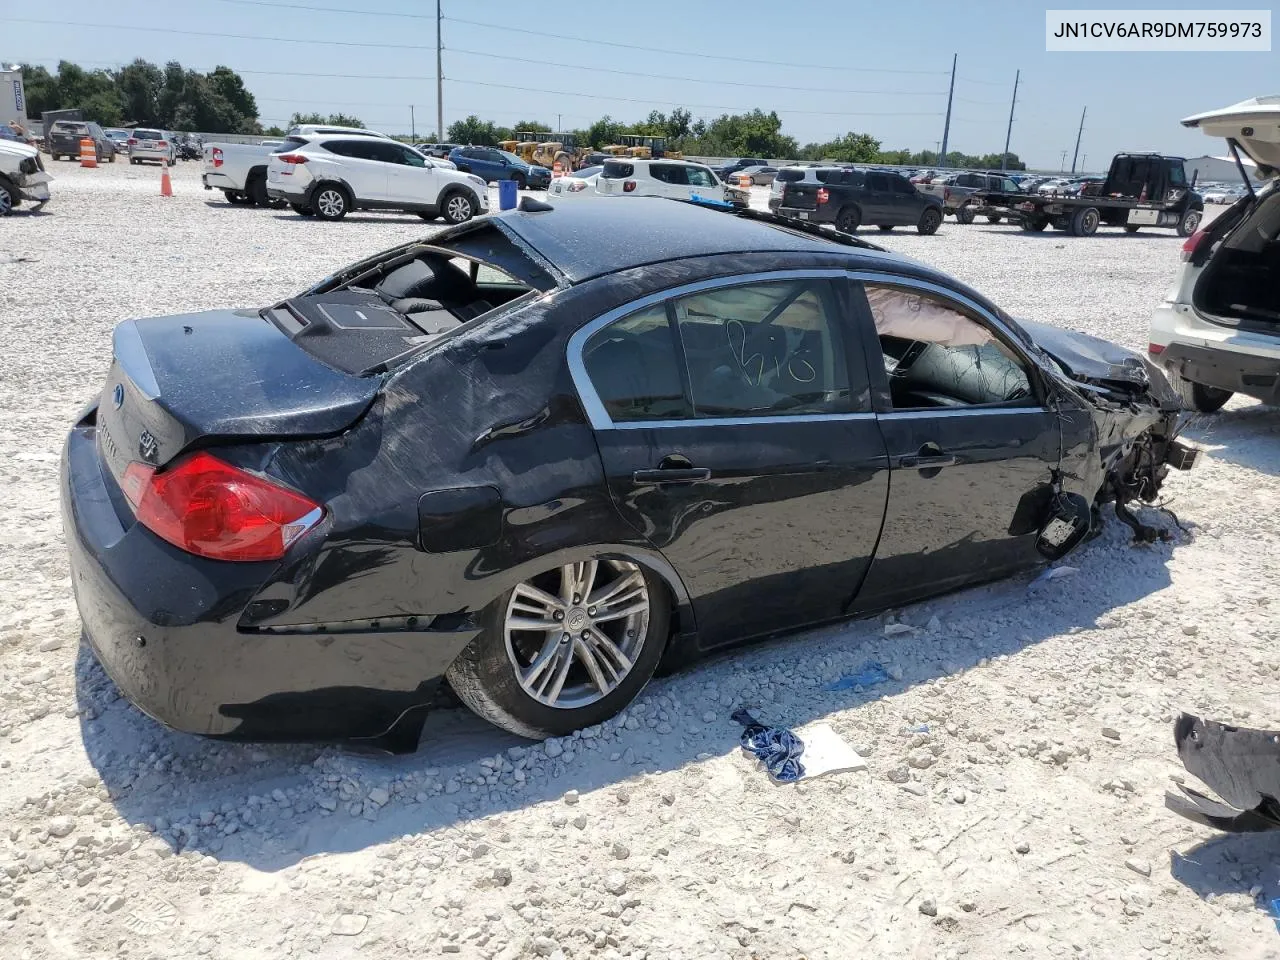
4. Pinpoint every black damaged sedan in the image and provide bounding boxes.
[61,198,1198,746]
